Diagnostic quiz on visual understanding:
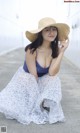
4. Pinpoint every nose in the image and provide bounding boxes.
[49,28,55,35]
